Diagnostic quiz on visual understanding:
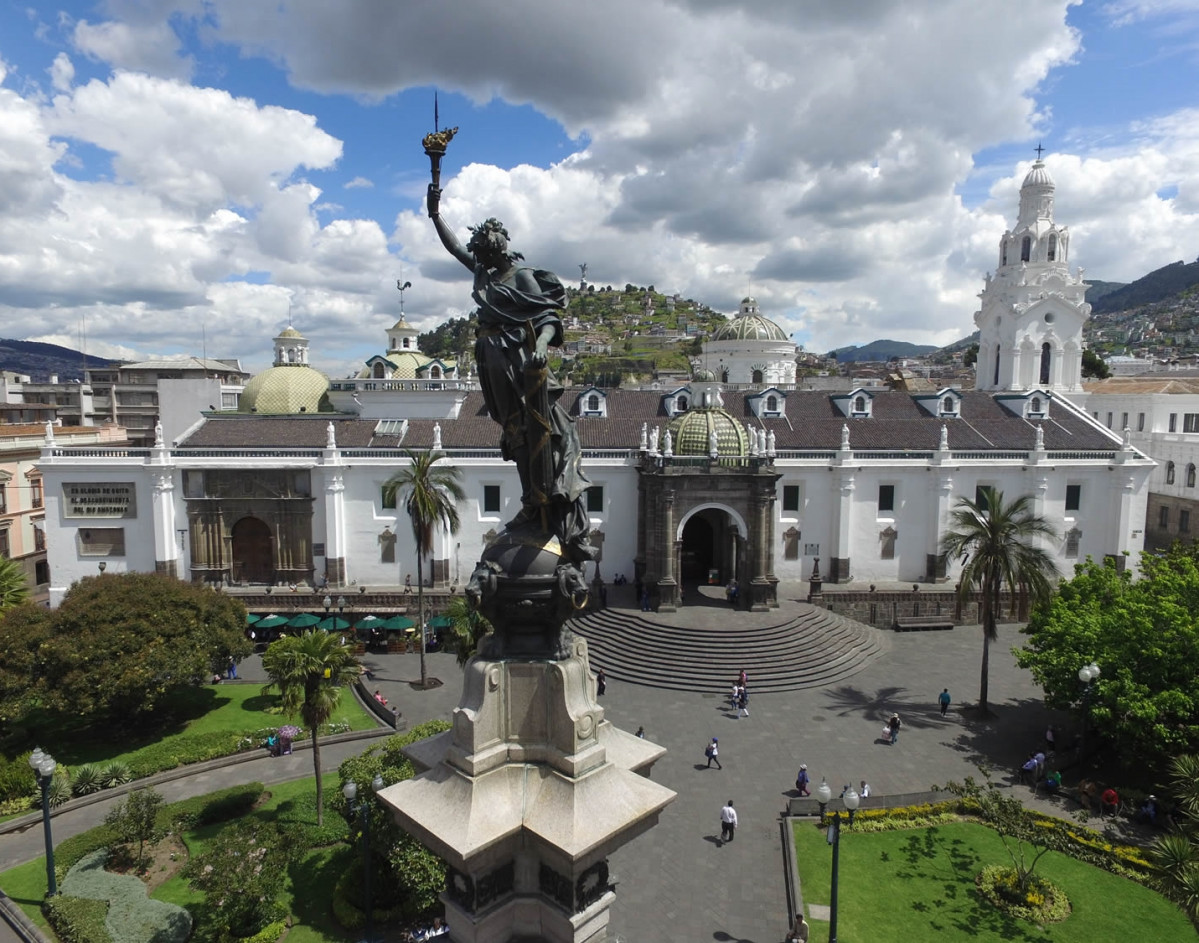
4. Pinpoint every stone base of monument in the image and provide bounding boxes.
[378,635,675,943]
